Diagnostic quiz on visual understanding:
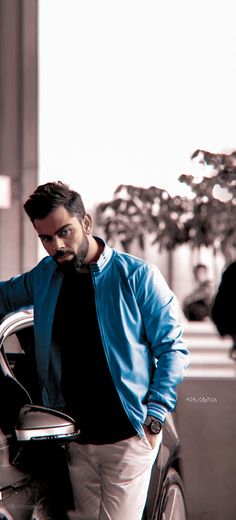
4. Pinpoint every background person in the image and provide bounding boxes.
[0,181,189,520]
[183,263,214,321]
[211,261,236,360]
